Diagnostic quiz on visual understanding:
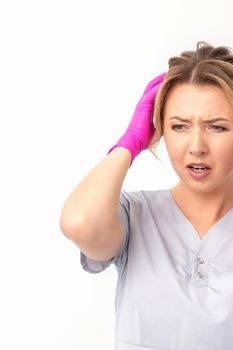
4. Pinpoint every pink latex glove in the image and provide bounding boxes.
[107,72,167,165]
